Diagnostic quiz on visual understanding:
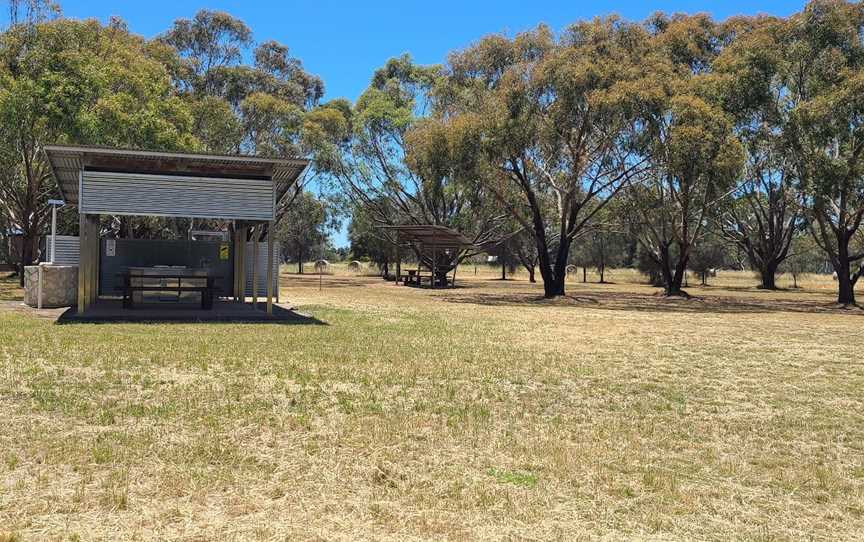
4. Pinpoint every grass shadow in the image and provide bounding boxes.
[441,287,862,316]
